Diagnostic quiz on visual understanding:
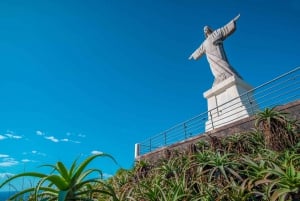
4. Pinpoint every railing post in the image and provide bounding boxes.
[247,90,257,115]
[134,143,140,158]
[214,95,219,116]
[246,92,254,114]
[209,110,214,130]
